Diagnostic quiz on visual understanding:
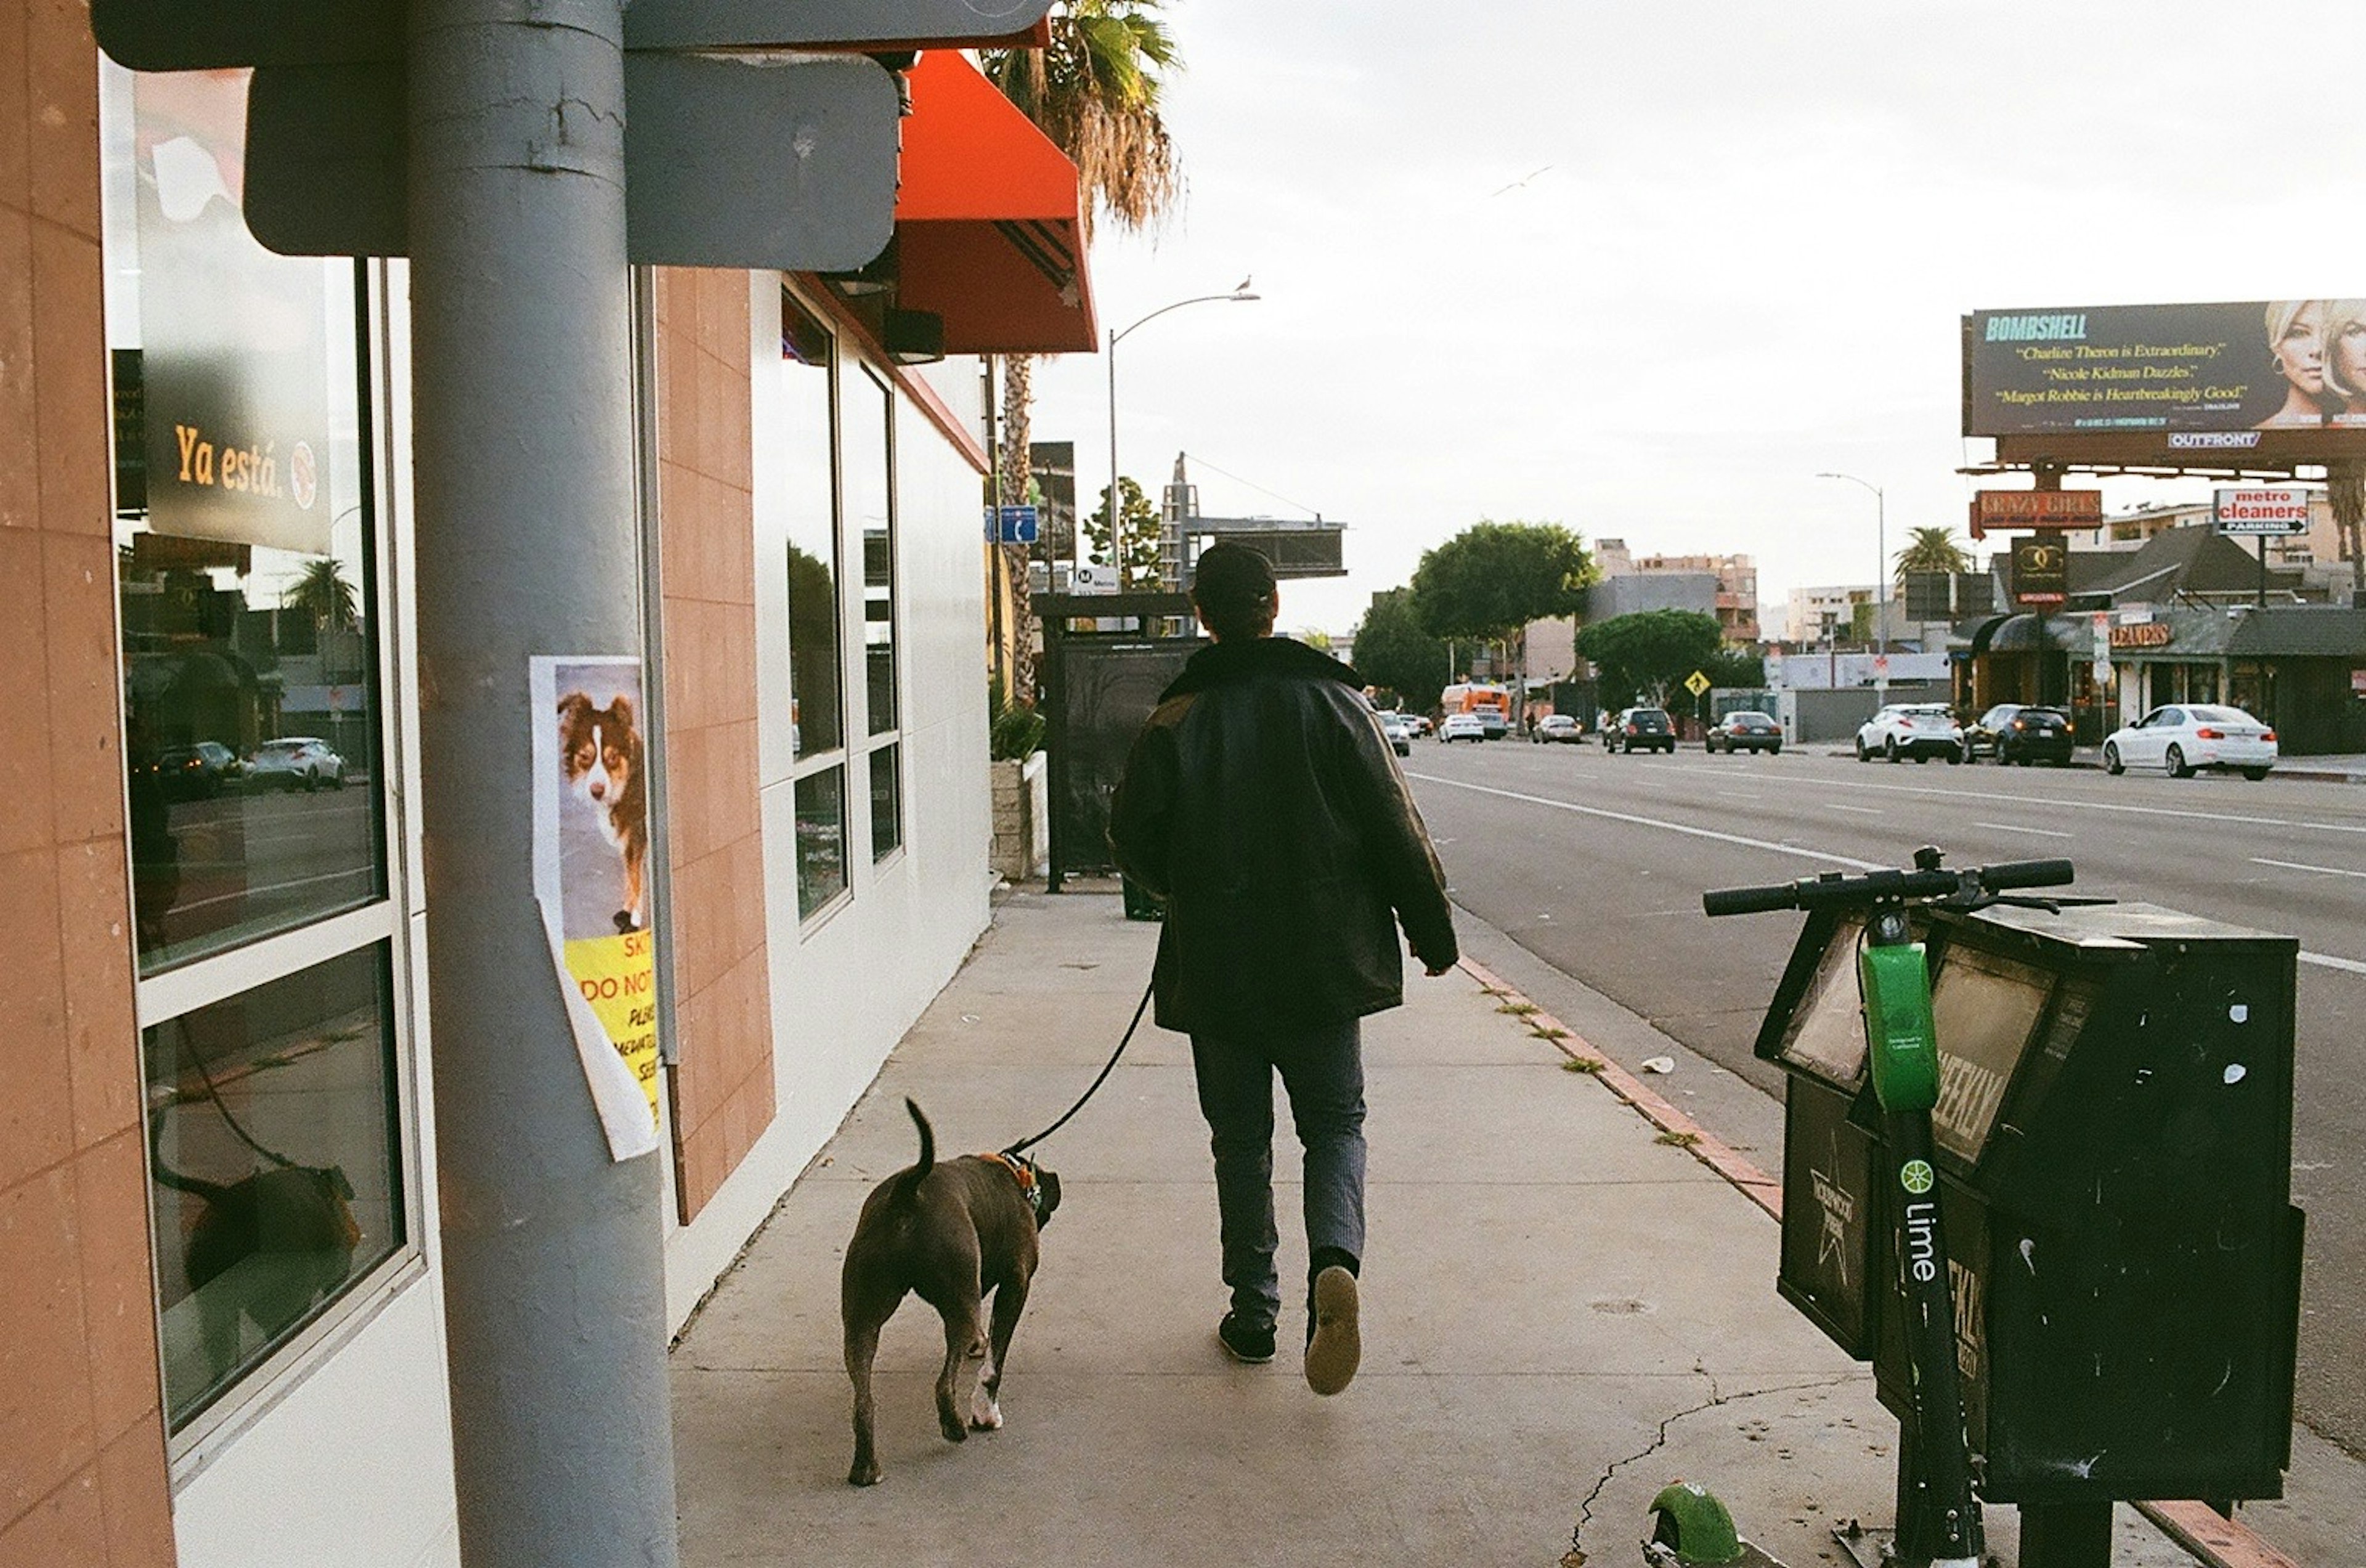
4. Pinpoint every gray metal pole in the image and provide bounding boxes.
[409,4,678,1564]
